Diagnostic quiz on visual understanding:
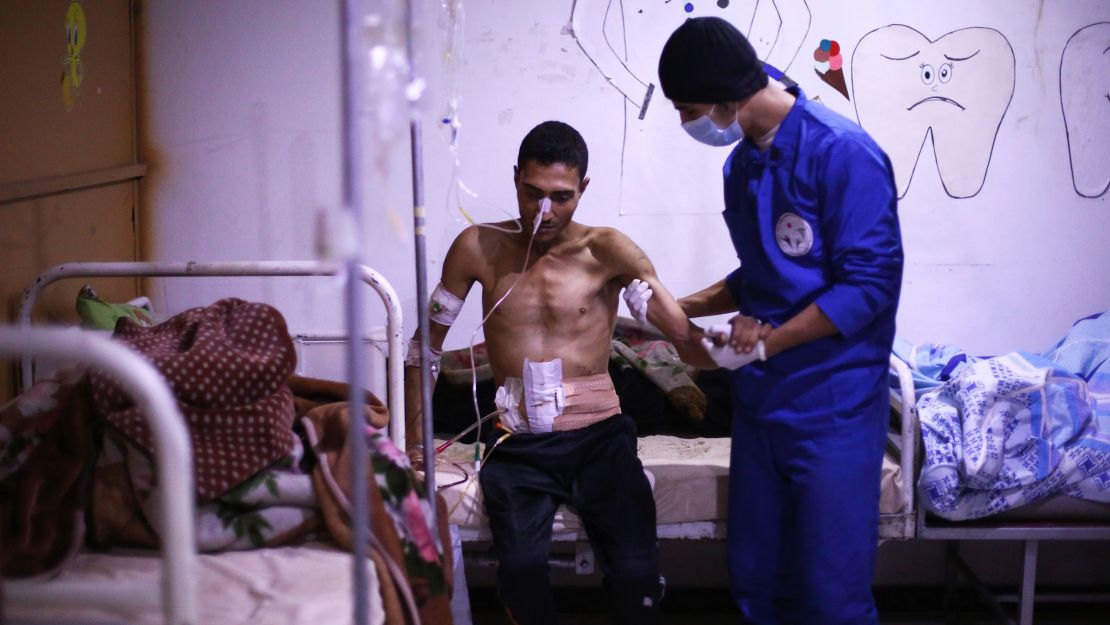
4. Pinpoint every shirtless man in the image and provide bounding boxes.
[403,121,720,624]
